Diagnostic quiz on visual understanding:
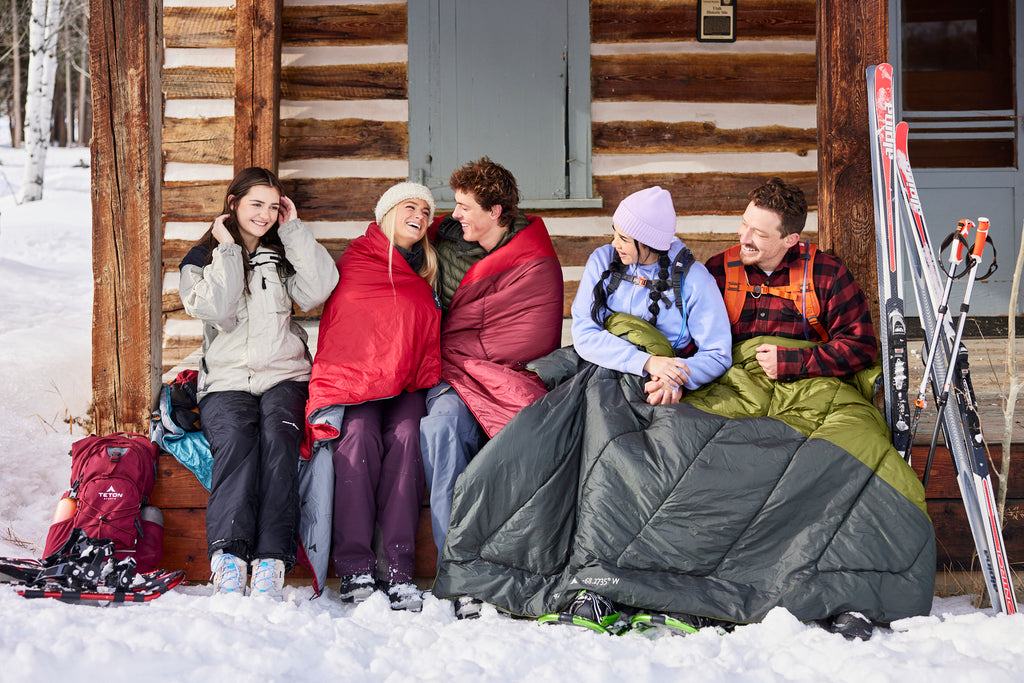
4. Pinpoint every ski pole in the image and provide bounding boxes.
[906,219,972,451]
[923,217,991,490]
